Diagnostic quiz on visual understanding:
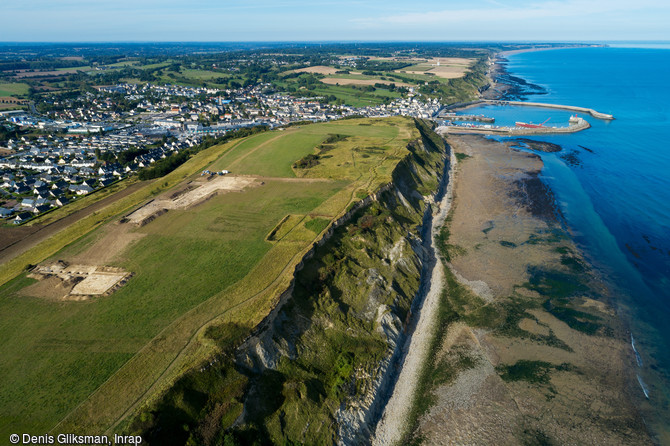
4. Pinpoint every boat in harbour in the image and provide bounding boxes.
[515,117,550,128]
